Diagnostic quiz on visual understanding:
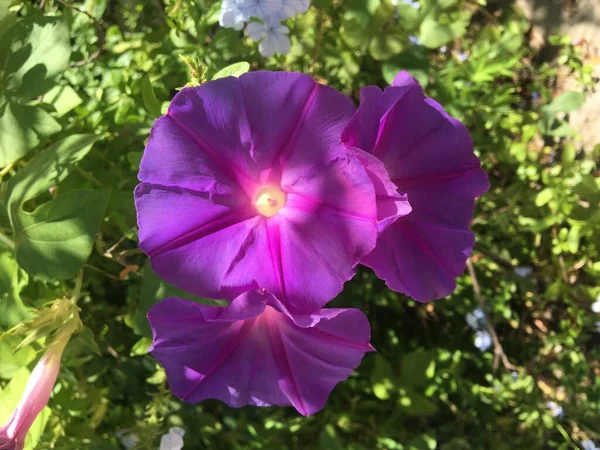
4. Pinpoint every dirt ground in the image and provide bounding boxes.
[516,0,600,151]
